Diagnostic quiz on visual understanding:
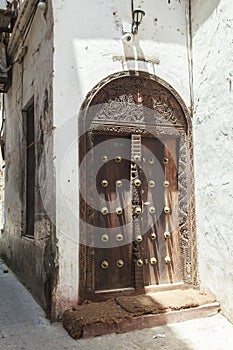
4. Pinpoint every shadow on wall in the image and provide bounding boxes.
[122,34,150,73]
[191,0,221,34]
[121,34,161,76]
